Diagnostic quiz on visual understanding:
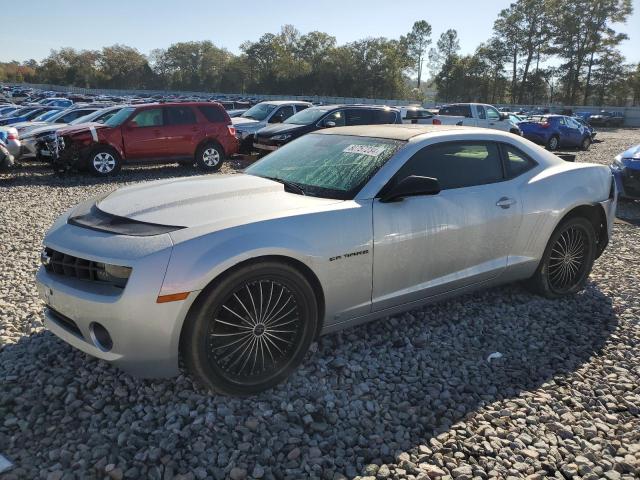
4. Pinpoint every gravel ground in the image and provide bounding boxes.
[1,130,639,480]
